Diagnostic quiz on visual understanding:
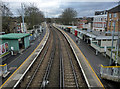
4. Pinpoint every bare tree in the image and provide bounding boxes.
[0,2,13,33]
[59,8,77,25]
[24,3,45,29]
